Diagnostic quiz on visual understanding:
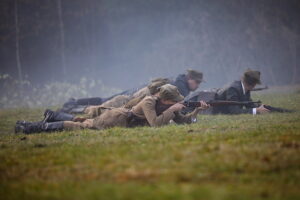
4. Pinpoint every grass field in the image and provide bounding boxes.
[0,86,300,200]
